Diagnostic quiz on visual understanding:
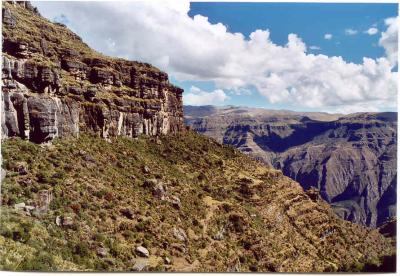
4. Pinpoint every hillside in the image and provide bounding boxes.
[0,1,396,273]
[0,132,395,272]
[185,106,397,228]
